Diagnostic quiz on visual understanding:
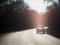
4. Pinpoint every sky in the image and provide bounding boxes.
[24,0,59,13]
[24,0,51,13]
